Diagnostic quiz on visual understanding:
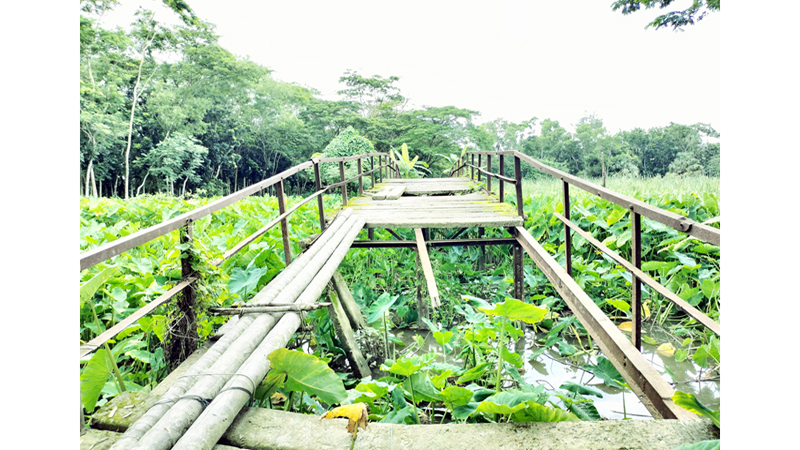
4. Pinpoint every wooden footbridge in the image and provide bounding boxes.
[80,151,720,449]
